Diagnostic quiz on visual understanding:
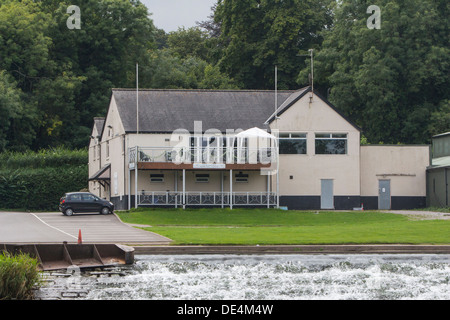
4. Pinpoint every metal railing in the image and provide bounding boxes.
[129,147,275,165]
[138,191,277,207]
